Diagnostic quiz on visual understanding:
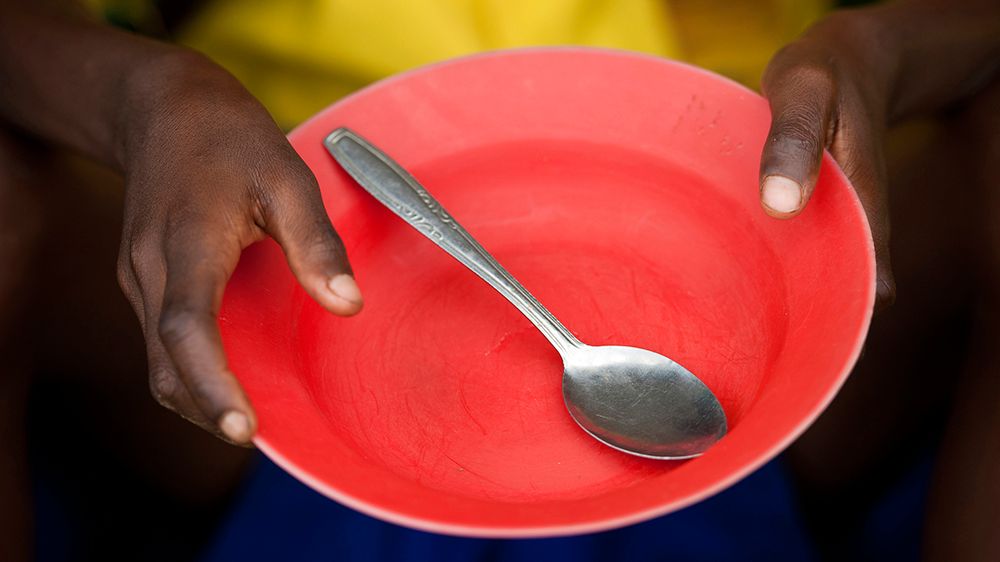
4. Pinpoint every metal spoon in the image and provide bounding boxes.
[324,128,727,459]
